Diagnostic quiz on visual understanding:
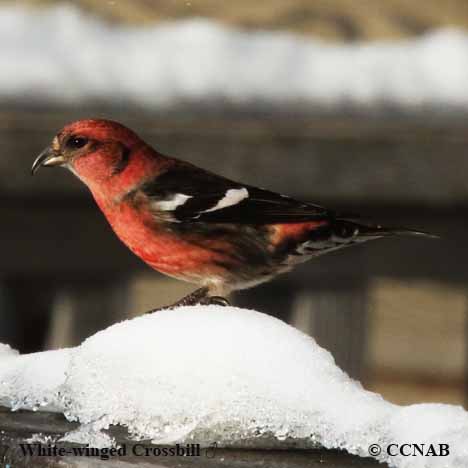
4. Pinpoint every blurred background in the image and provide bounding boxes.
[0,0,467,407]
